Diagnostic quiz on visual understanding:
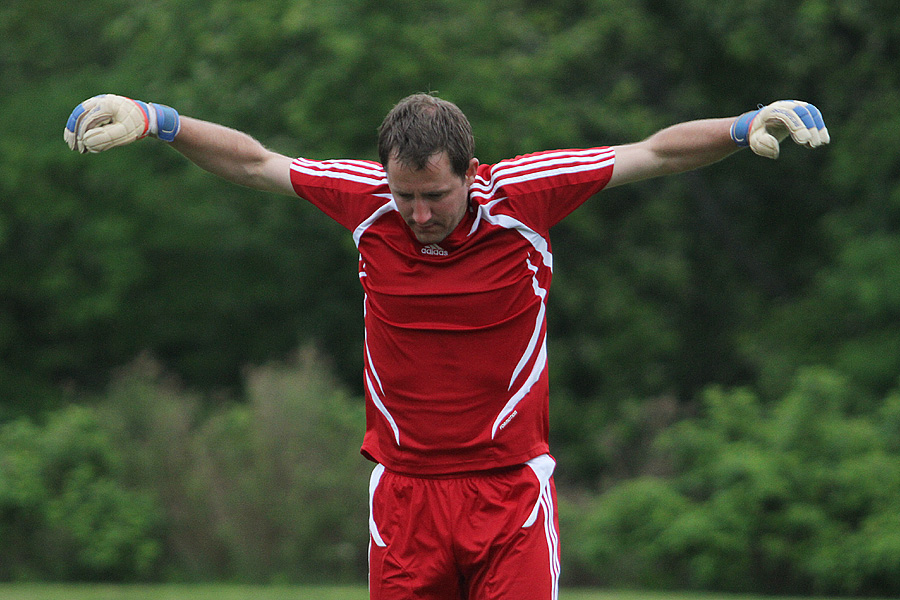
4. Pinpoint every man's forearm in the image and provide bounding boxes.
[608,117,741,187]
[170,116,293,194]
[644,117,740,173]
